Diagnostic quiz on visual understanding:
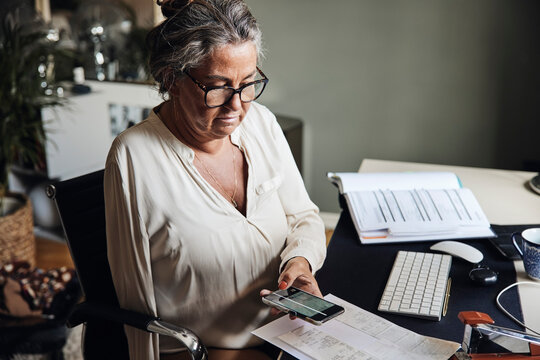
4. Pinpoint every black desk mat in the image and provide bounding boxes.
[310,209,525,354]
